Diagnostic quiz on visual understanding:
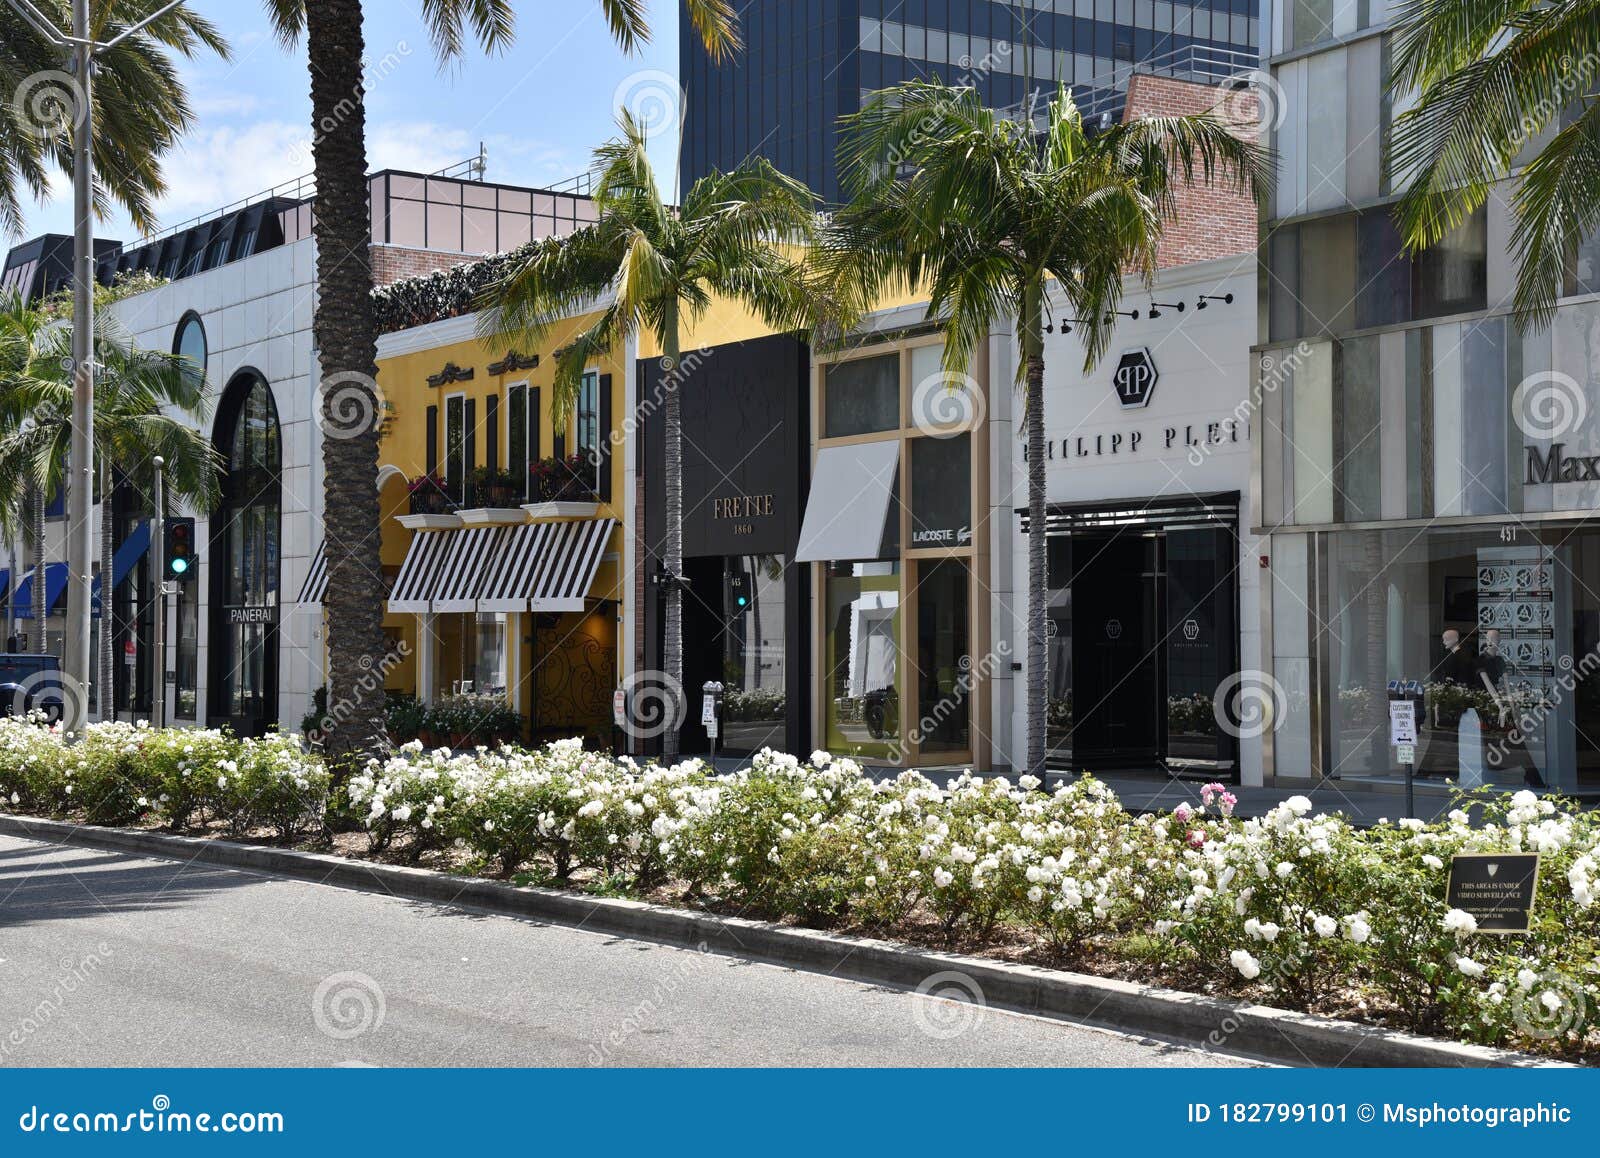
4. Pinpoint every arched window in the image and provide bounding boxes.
[172,312,207,390]
[208,371,281,734]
